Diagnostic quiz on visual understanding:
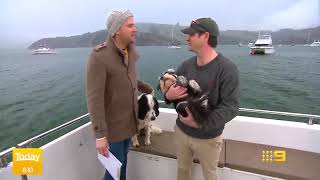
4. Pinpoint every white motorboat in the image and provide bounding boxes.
[33,45,56,55]
[310,40,320,47]
[250,34,275,55]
